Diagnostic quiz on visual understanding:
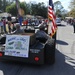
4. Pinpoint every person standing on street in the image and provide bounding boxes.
[7,15,12,33]
[11,23,25,34]
[73,19,75,33]
[2,17,7,33]
[18,15,23,26]
[0,19,3,33]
